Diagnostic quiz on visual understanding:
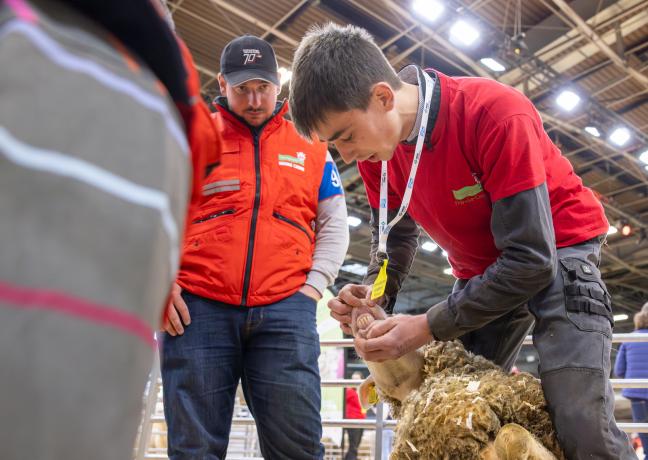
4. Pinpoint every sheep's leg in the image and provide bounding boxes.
[479,423,556,460]
[350,306,424,404]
